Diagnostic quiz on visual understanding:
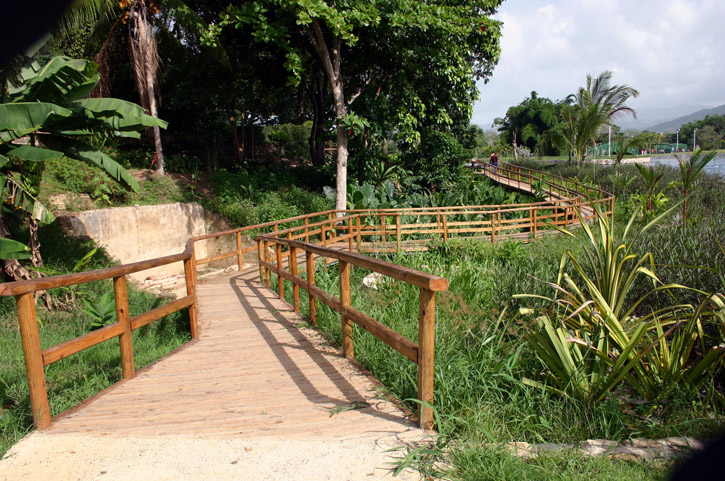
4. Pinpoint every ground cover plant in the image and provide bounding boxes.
[0,223,190,456]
